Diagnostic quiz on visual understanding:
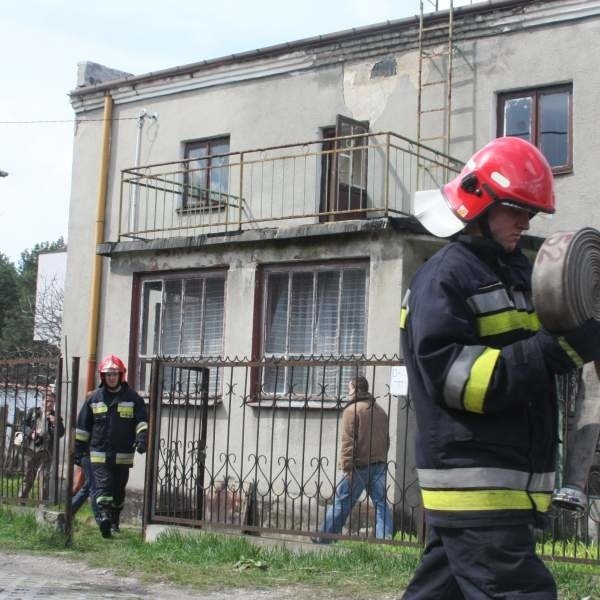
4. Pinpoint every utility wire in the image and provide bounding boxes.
[0,117,140,124]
